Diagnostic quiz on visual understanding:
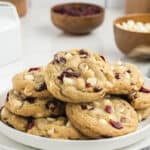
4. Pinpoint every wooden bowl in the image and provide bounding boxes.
[1,0,27,17]
[51,3,105,34]
[113,14,150,58]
